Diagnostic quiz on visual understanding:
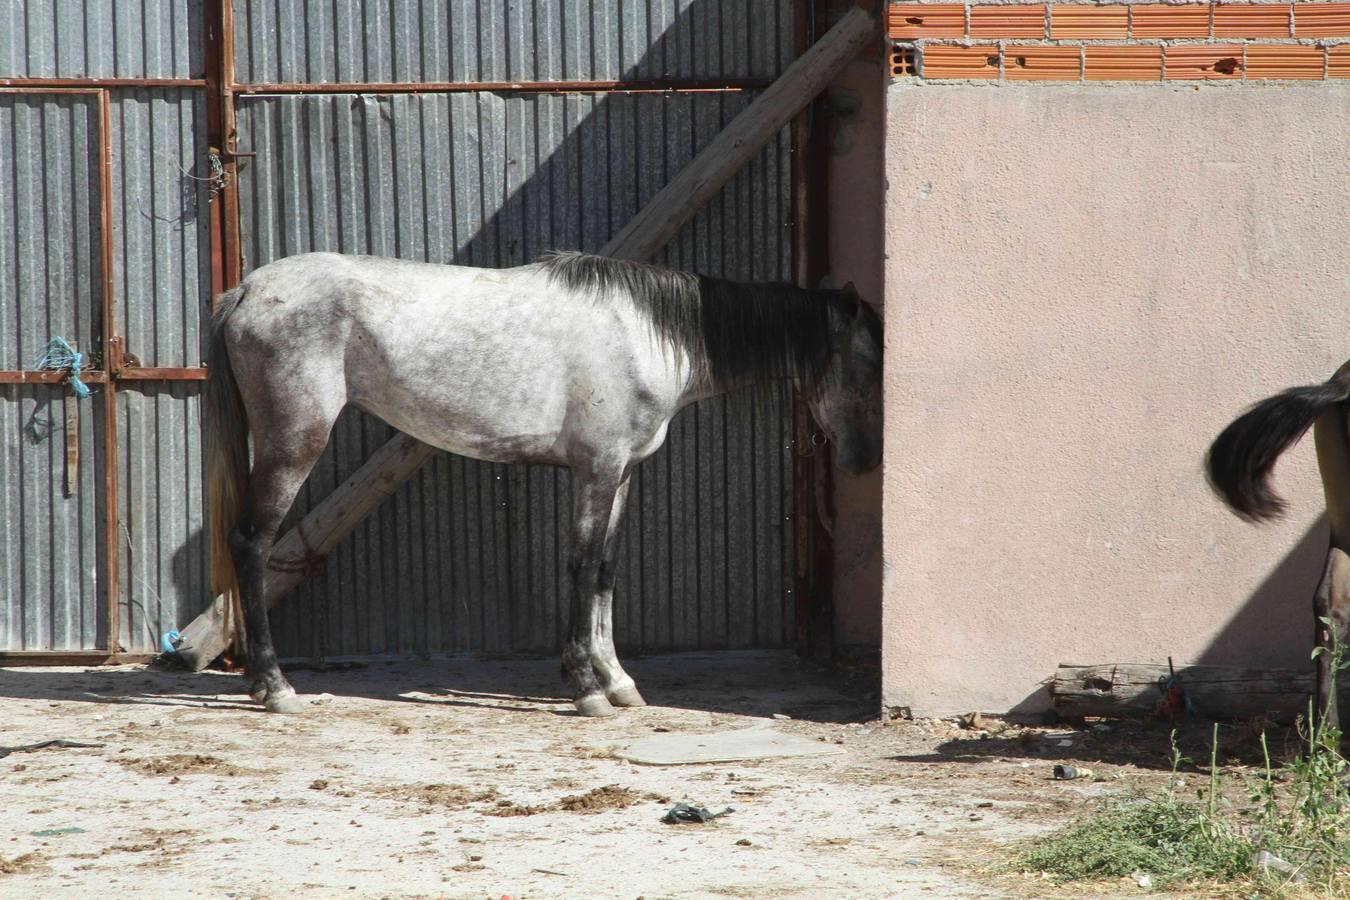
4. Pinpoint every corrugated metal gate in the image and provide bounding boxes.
[0,1,813,661]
